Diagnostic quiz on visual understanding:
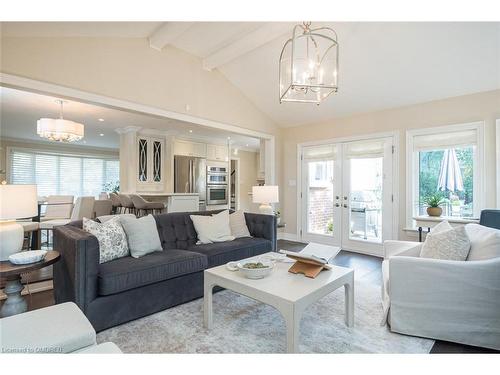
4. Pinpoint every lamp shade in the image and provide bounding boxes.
[252,185,279,204]
[0,184,38,220]
[37,118,84,142]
